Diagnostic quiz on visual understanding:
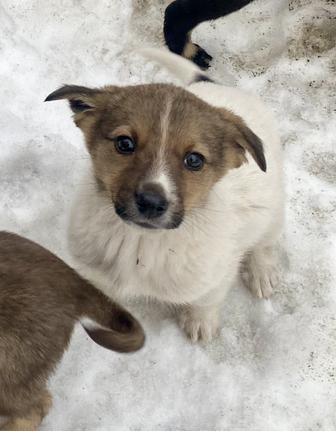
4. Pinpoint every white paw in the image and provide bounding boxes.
[178,306,220,343]
[249,266,278,299]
